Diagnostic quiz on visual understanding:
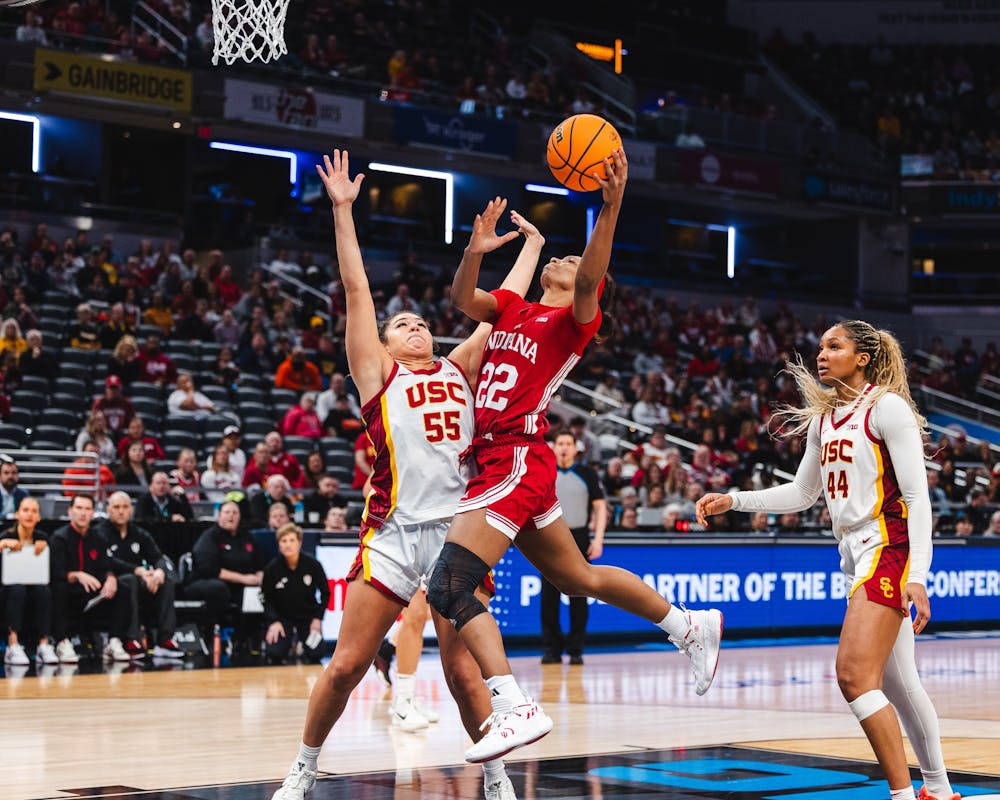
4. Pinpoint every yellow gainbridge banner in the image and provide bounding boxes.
[34,49,192,112]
